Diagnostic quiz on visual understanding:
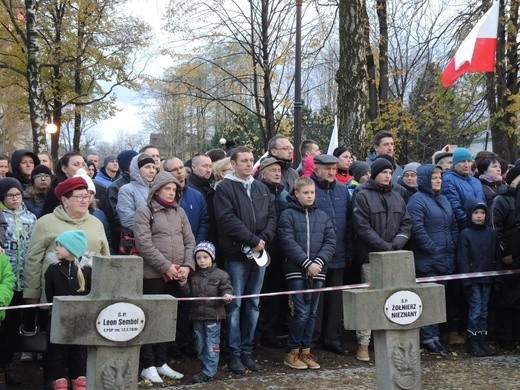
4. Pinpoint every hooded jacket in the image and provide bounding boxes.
[407,165,458,275]
[278,194,336,281]
[95,166,121,187]
[23,205,109,302]
[179,185,209,243]
[0,254,14,321]
[7,150,41,191]
[490,184,520,264]
[456,202,500,285]
[134,171,196,279]
[310,173,354,268]
[0,202,37,291]
[117,153,153,230]
[213,172,277,261]
[441,168,485,230]
[353,178,412,264]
